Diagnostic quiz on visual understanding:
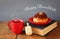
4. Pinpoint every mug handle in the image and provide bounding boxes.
[8,21,12,29]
